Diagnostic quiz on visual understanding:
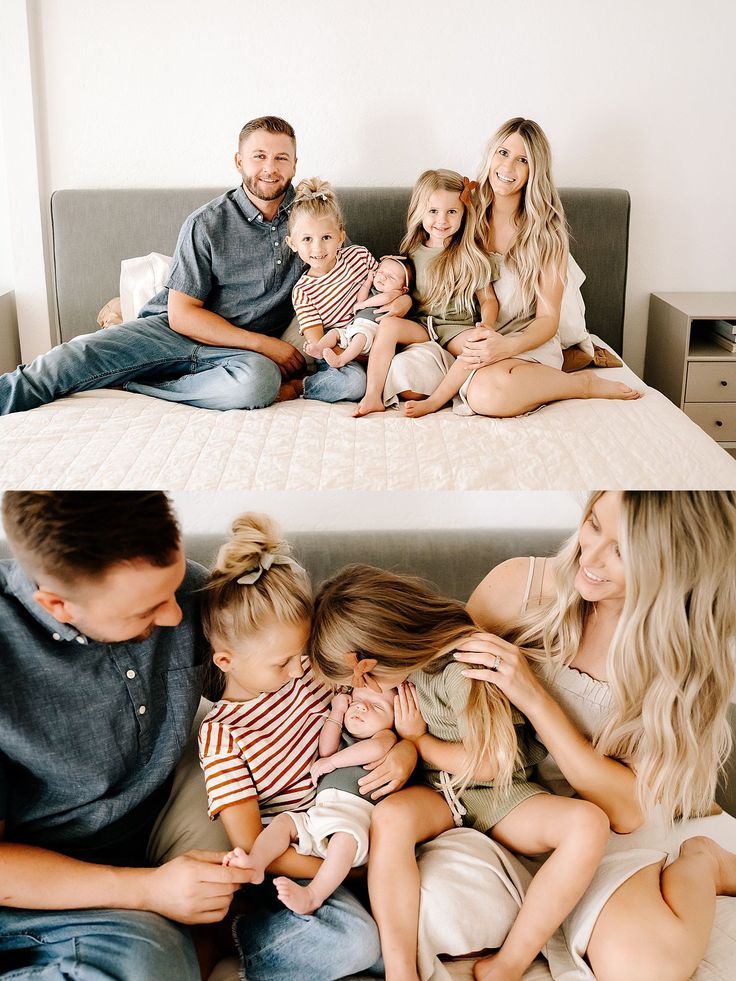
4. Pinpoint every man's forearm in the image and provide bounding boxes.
[0,841,149,911]
[168,302,267,352]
